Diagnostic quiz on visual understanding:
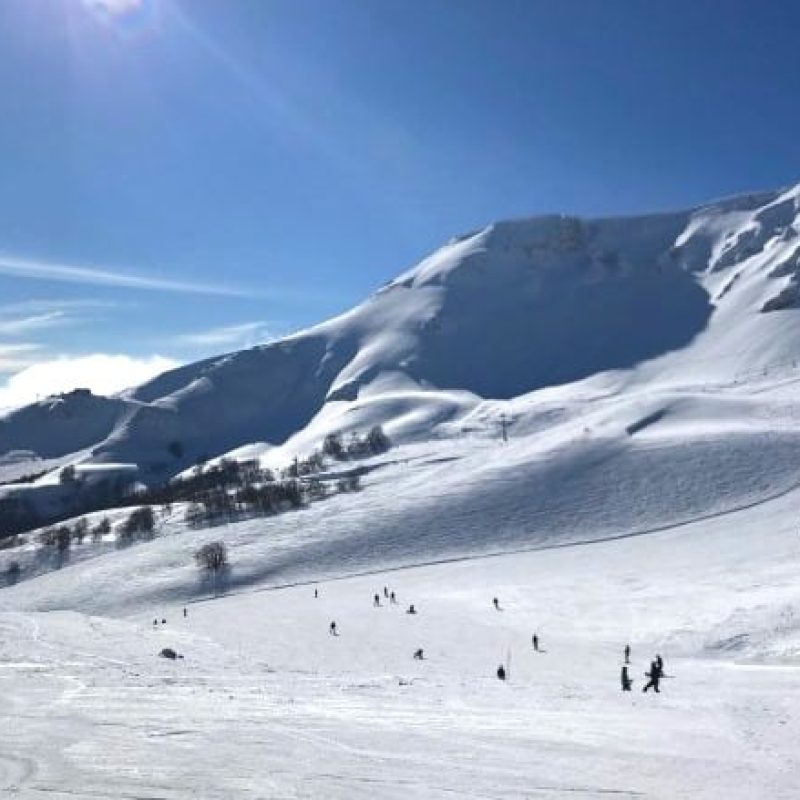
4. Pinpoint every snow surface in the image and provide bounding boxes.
[1,463,800,798]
